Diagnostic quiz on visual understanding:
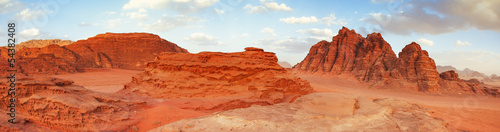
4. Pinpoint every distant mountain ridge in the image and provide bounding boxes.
[436,65,492,81]
[278,61,292,68]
